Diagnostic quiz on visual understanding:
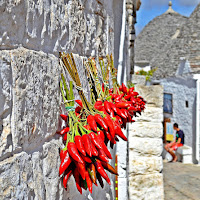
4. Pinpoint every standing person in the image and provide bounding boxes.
[164,123,184,162]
